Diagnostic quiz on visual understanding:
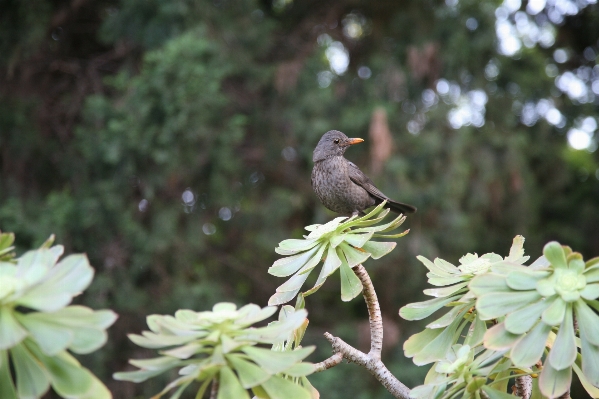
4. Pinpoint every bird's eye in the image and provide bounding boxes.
[333,139,340,144]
